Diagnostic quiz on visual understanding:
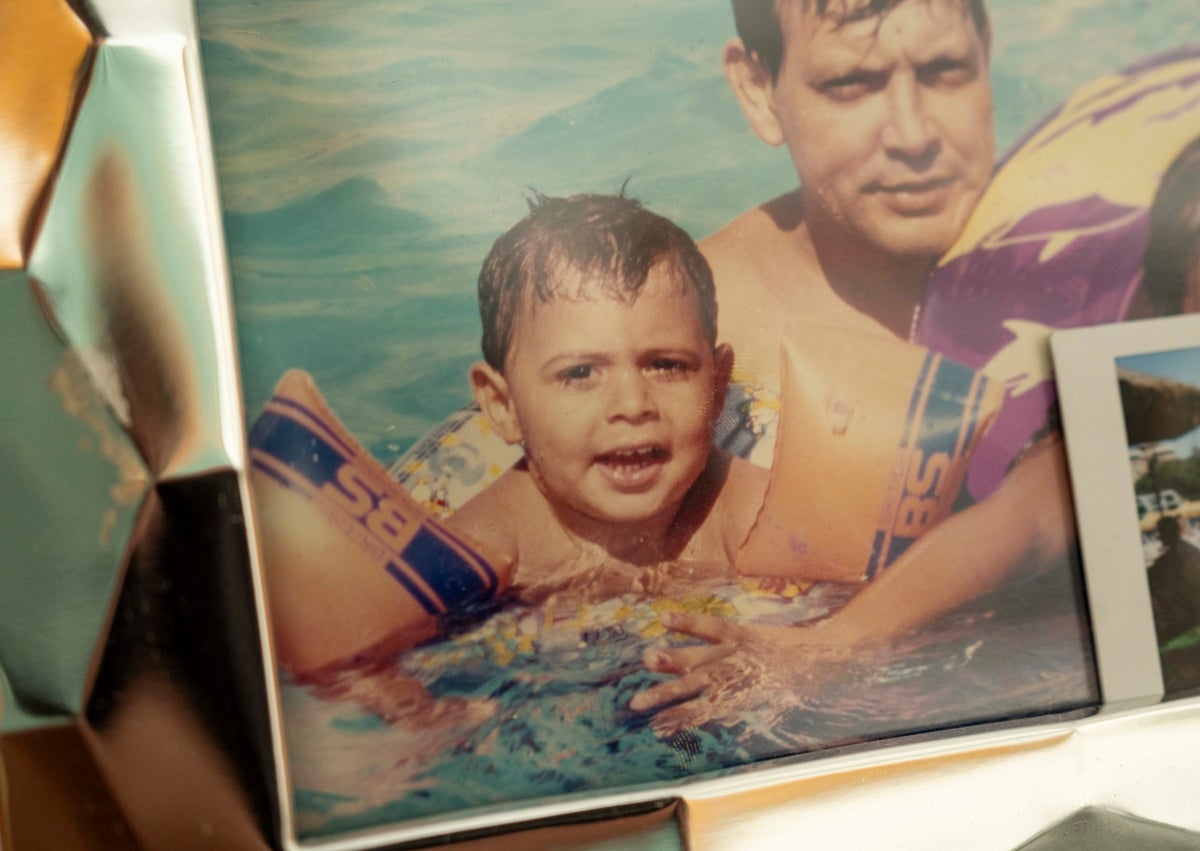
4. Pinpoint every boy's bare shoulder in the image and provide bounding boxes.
[725,453,770,491]
[689,449,769,562]
[446,467,536,565]
[719,453,769,543]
